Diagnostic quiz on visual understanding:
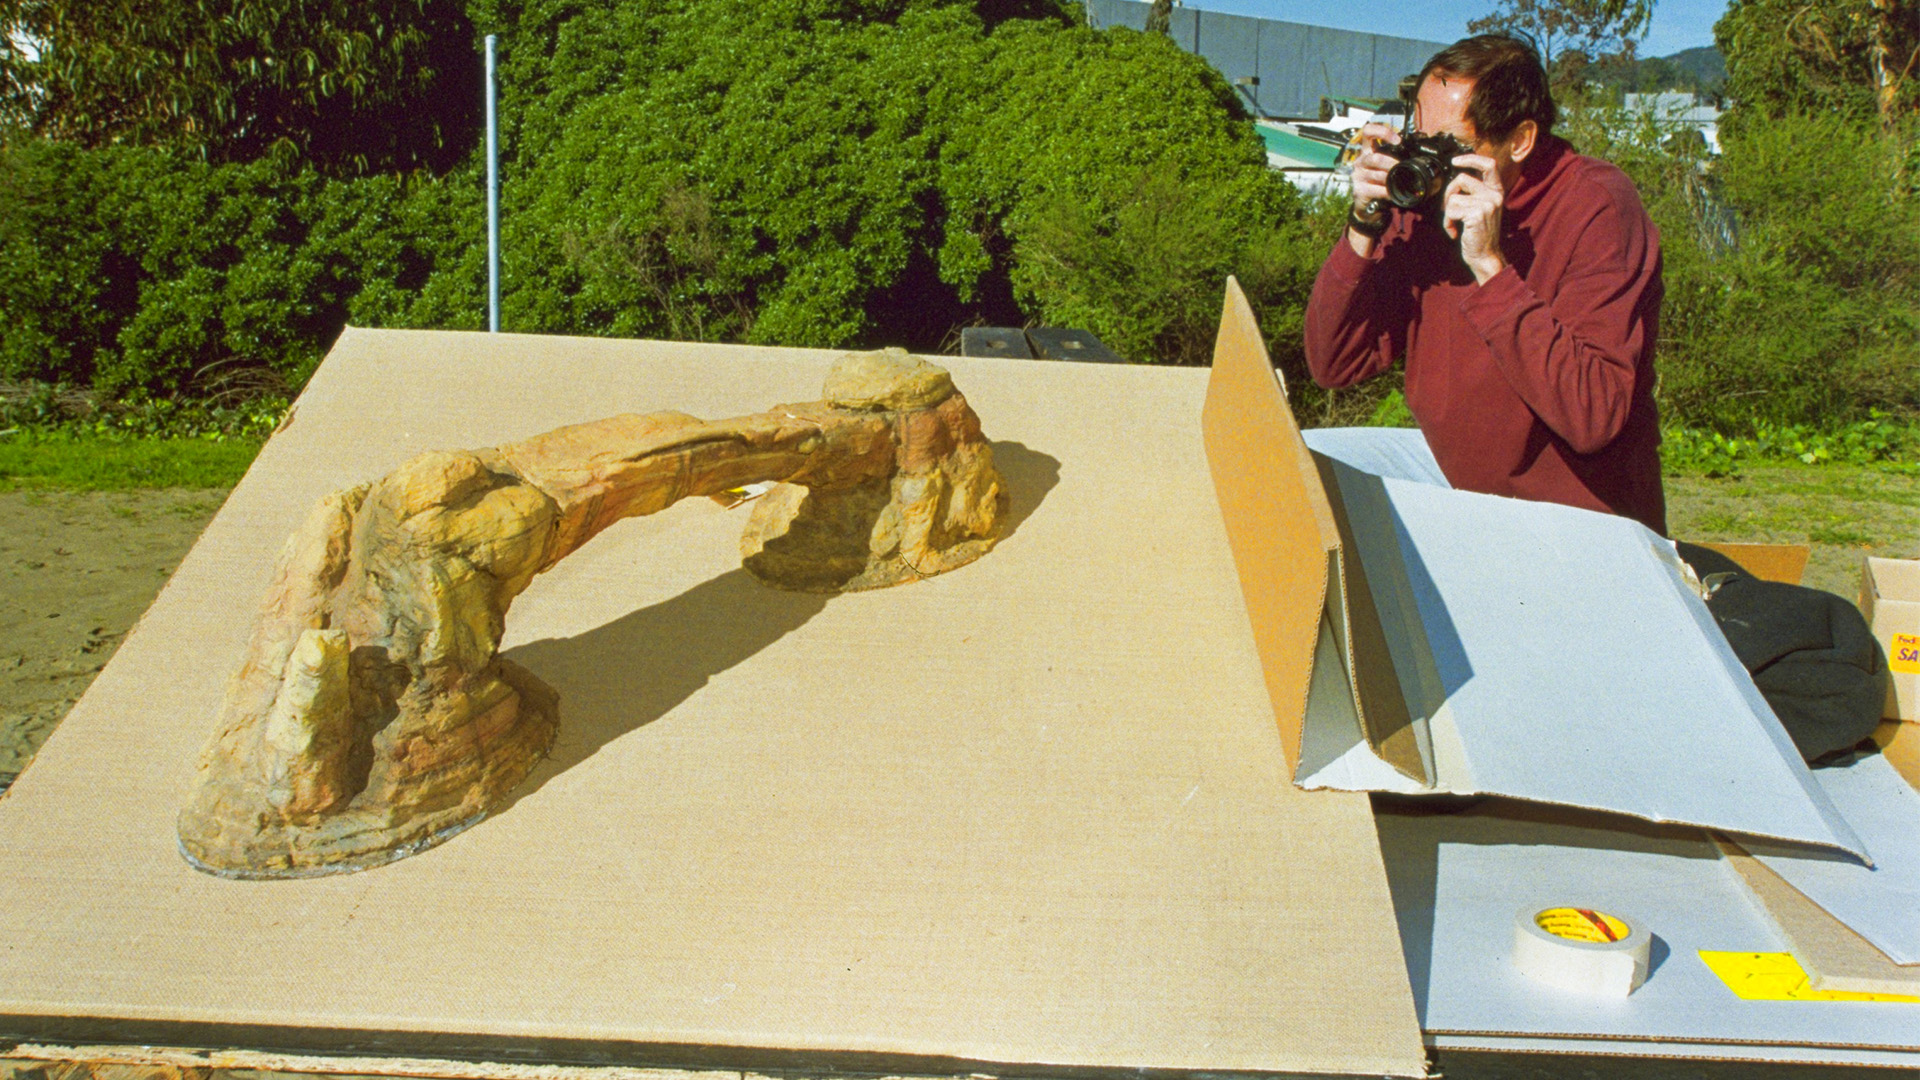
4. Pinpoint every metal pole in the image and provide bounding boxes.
[485,34,500,334]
